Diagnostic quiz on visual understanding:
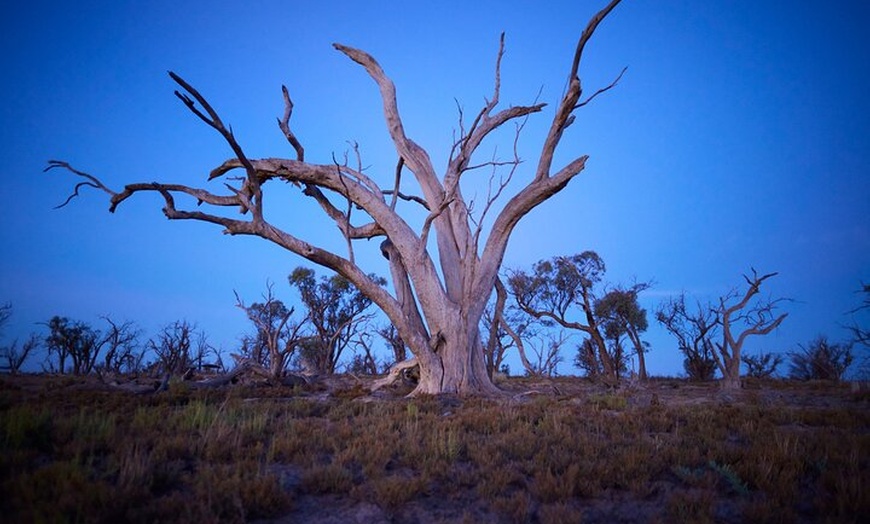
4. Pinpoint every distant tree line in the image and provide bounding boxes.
[1,266,867,388]
[484,253,866,388]
[0,266,392,382]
